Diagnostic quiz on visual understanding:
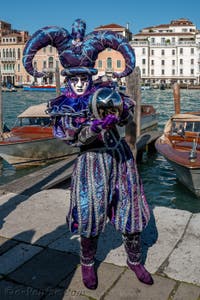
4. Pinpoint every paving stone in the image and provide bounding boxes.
[0,192,27,206]
[59,262,125,300]
[49,223,127,266]
[104,270,176,300]
[164,214,200,285]
[0,236,19,255]
[164,234,200,285]
[9,248,79,289]
[0,243,42,275]
[172,282,200,300]
[144,207,191,274]
[0,280,42,300]
[0,189,70,246]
